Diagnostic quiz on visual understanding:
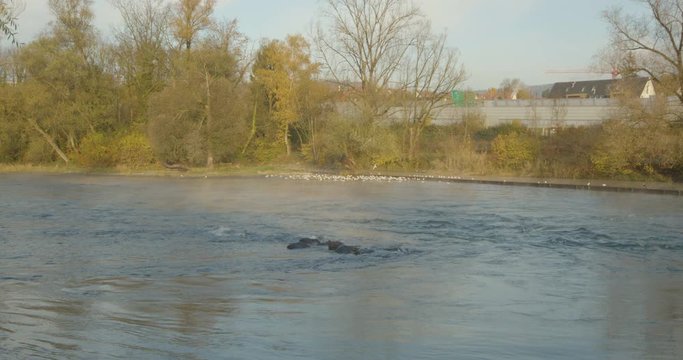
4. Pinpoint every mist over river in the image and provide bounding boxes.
[0,174,682,359]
